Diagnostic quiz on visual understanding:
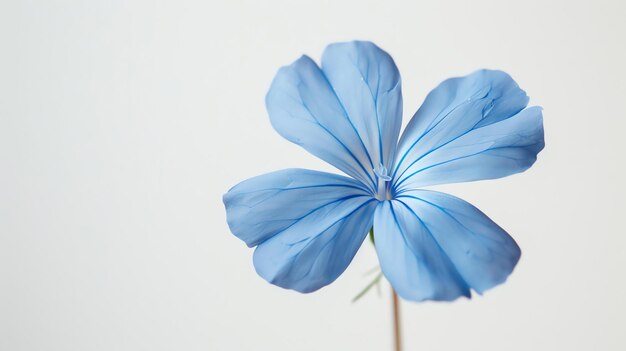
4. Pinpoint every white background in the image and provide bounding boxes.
[2,0,625,350]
